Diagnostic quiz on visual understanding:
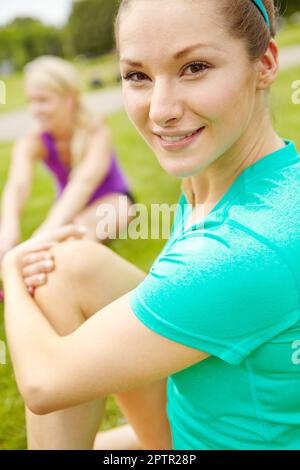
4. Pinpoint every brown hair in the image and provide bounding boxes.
[114,0,280,205]
[115,0,279,58]
[218,0,278,61]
